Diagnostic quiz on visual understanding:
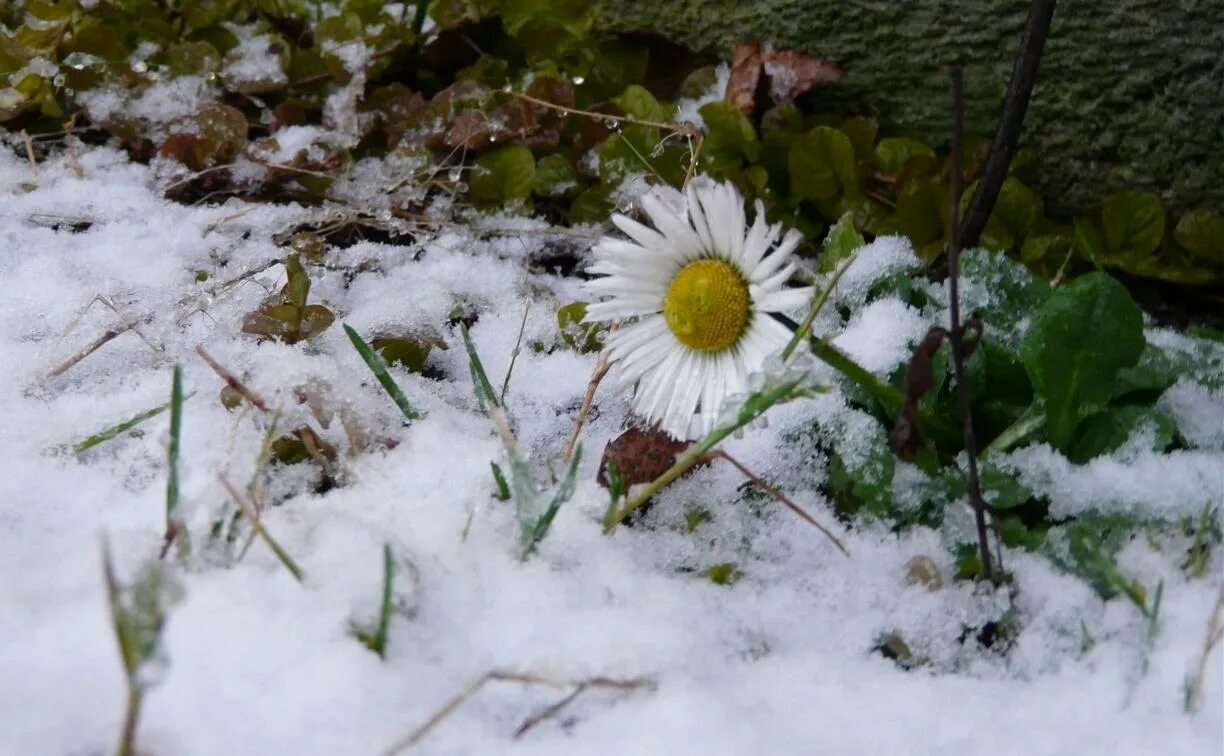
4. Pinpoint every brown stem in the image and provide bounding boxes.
[46,324,135,379]
[562,325,616,464]
[195,346,270,412]
[960,0,1056,248]
[947,68,994,583]
[707,450,850,558]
